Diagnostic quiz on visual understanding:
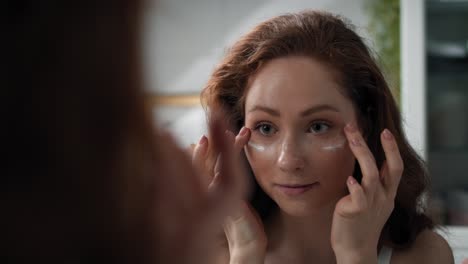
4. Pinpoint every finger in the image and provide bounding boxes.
[344,123,380,198]
[337,176,367,217]
[199,116,252,258]
[213,129,235,175]
[192,135,211,187]
[206,116,248,214]
[217,127,250,176]
[156,130,204,212]
[380,129,403,197]
[213,153,222,176]
[191,136,208,162]
[186,143,196,157]
[379,161,391,196]
[224,202,265,248]
[233,127,251,153]
[212,128,250,187]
